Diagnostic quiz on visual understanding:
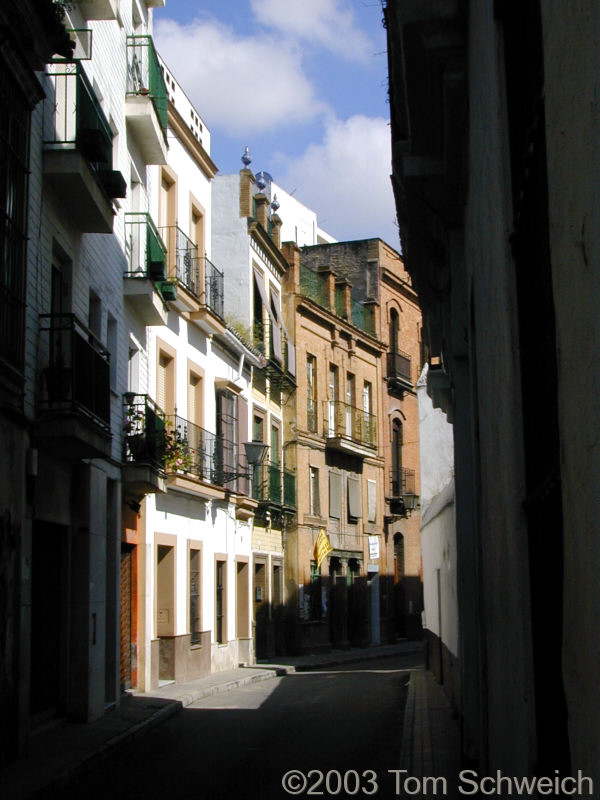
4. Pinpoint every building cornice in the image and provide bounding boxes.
[248,220,289,278]
[295,295,386,355]
[167,103,218,180]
